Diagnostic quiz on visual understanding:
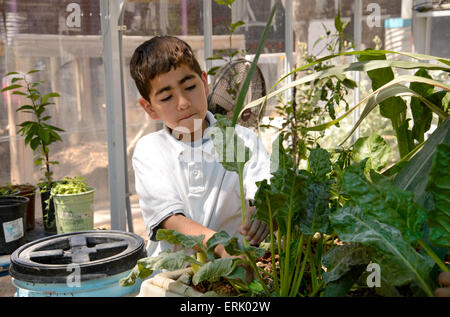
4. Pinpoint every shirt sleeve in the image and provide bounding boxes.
[132,137,186,241]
